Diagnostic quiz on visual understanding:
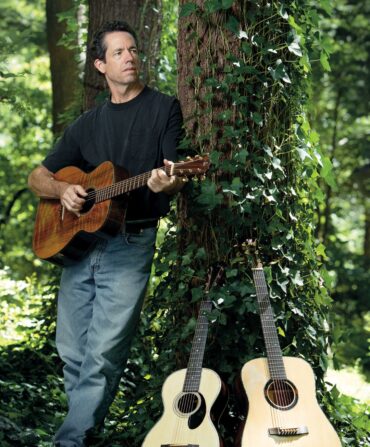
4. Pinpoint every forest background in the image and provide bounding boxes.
[0,0,369,446]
